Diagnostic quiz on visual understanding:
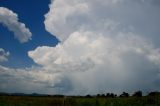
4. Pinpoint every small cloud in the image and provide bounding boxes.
[0,7,32,43]
[0,48,10,62]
